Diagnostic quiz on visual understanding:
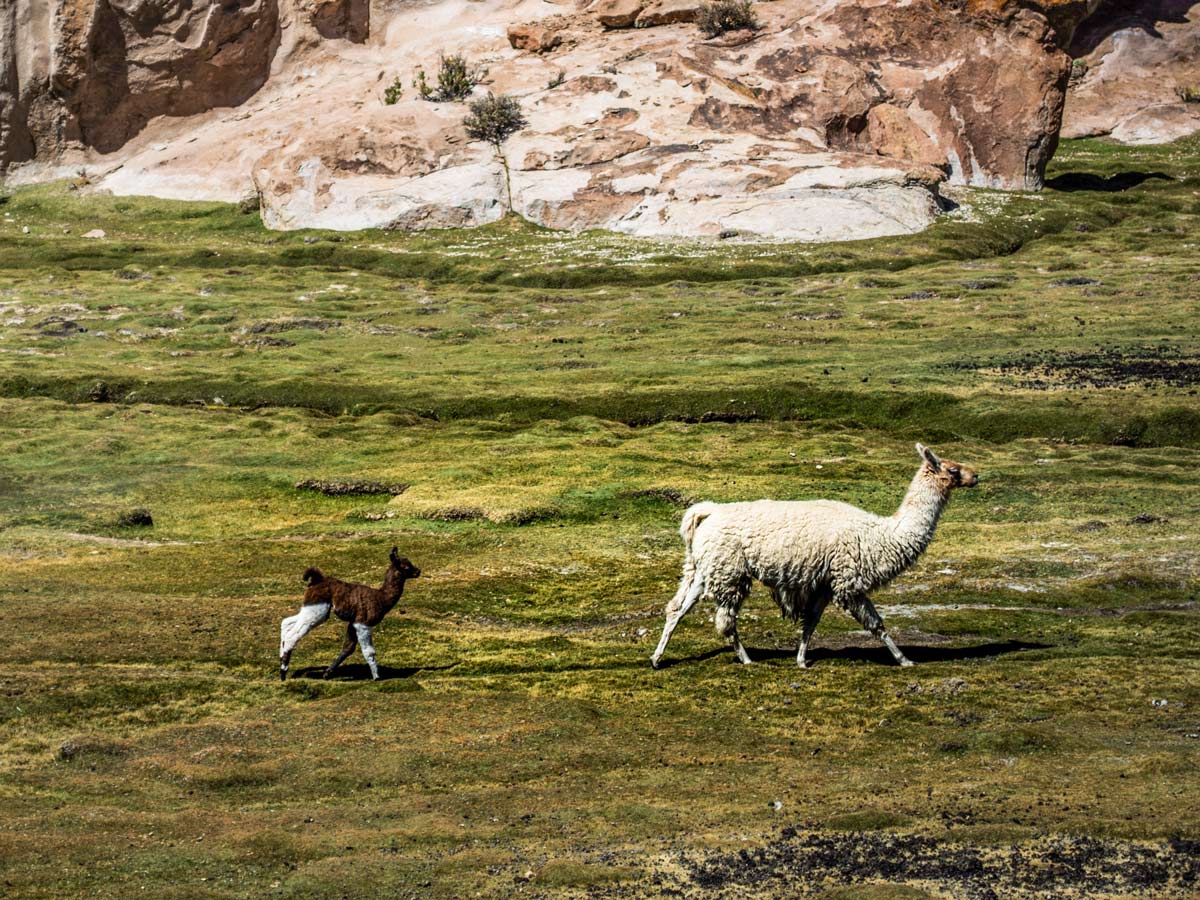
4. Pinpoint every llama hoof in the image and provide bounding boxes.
[650,656,662,669]
[899,658,915,667]
[279,669,287,681]
[322,669,335,680]
[797,660,810,669]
